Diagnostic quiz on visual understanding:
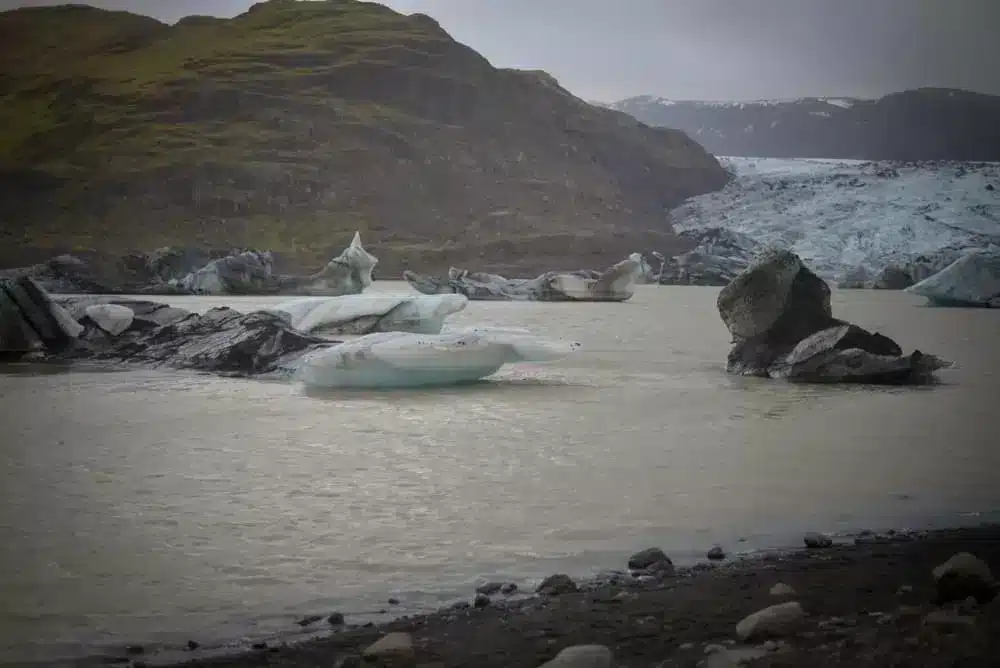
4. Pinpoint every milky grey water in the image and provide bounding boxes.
[1,283,998,665]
